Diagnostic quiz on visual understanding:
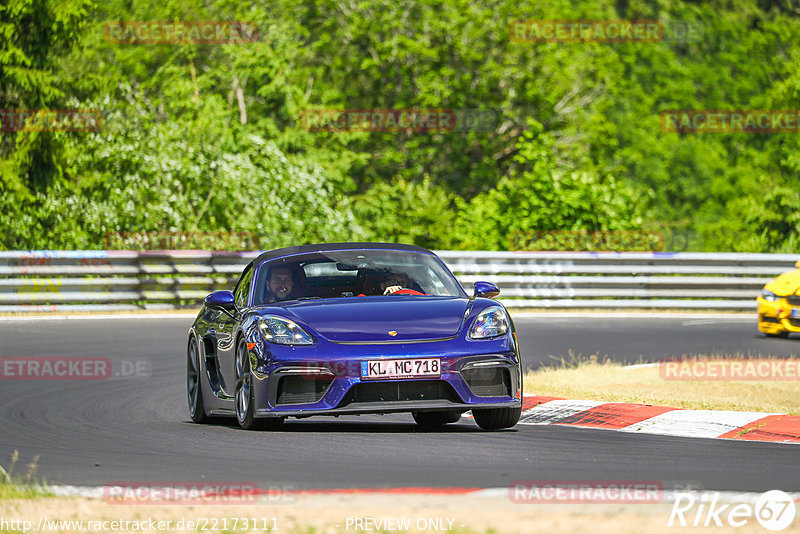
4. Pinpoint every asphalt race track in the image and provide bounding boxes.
[0,314,798,492]
[512,313,800,368]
